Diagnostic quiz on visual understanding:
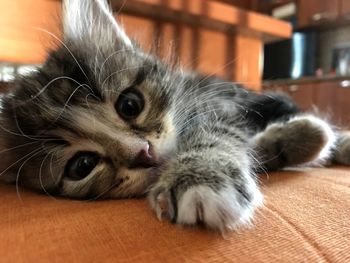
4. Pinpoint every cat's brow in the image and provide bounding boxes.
[132,67,148,86]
